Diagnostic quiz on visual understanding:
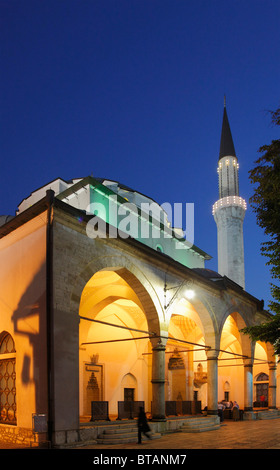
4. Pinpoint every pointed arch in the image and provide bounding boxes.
[0,331,16,425]
[169,291,219,351]
[219,309,254,359]
[70,255,163,335]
